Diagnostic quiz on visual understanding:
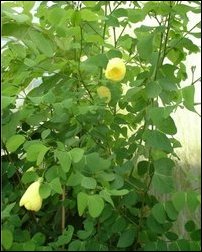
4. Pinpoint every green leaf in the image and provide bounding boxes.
[41,129,51,140]
[128,9,145,23]
[32,232,46,246]
[3,10,30,23]
[6,134,25,152]
[137,161,149,176]
[21,171,39,184]
[190,229,201,241]
[111,216,127,233]
[2,229,13,249]
[143,130,173,153]
[55,150,72,173]
[137,34,153,60]
[88,195,104,218]
[176,239,190,251]
[148,107,177,135]
[39,183,51,199]
[187,191,201,212]
[152,158,175,193]
[50,178,63,194]
[85,152,111,173]
[185,220,196,232]
[26,143,49,162]
[67,172,83,186]
[182,85,196,112]
[68,240,86,251]
[107,189,129,196]
[113,8,128,18]
[164,201,179,221]
[29,30,54,57]
[172,192,186,212]
[47,8,67,26]
[81,177,97,189]
[77,192,88,216]
[69,148,84,163]
[23,240,36,251]
[165,232,178,241]
[2,96,15,109]
[80,9,100,21]
[2,202,16,220]
[56,225,74,246]
[117,228,136,248]
[145,81,162,98]
[99,190,114,207]
[36,146,50,166]
[152,203,167,224]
